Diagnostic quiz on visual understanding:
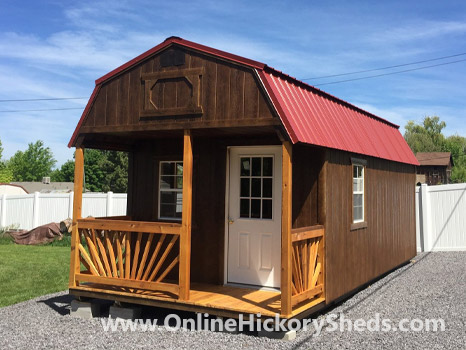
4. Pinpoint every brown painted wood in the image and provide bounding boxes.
[292,145,324,228]
[281,141,292,317]
[179,130,193,300]
[74,47,277,147]
[324,149,416,303]
[69,147,84,287]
